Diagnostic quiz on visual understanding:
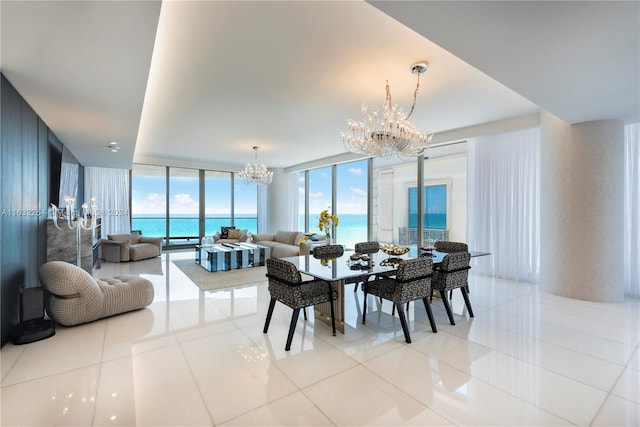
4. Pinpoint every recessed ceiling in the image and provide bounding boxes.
[2,1,637,170]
